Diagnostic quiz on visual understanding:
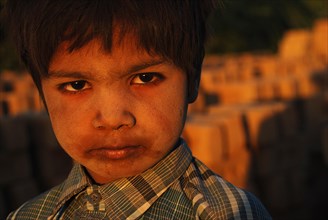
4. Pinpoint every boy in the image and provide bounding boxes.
[5,0,271,219]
